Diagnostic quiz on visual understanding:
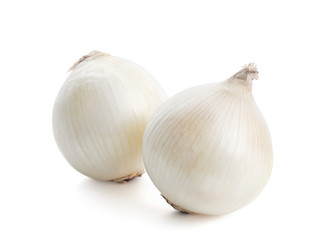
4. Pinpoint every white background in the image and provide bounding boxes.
[0,0,325,239]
